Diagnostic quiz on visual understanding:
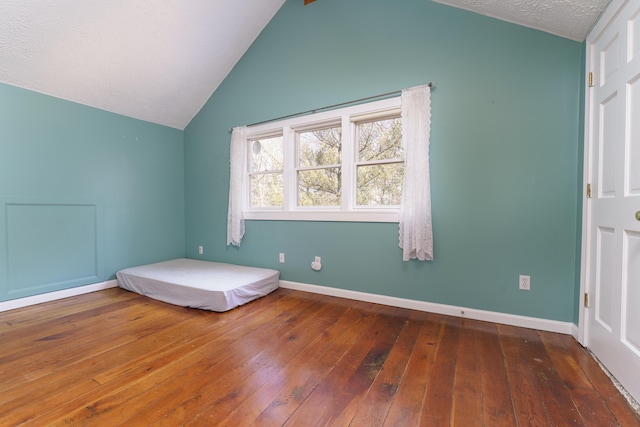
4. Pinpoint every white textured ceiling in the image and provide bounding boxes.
[0,0,610,130]
[0,0,285,129]
[433,0,610,42]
